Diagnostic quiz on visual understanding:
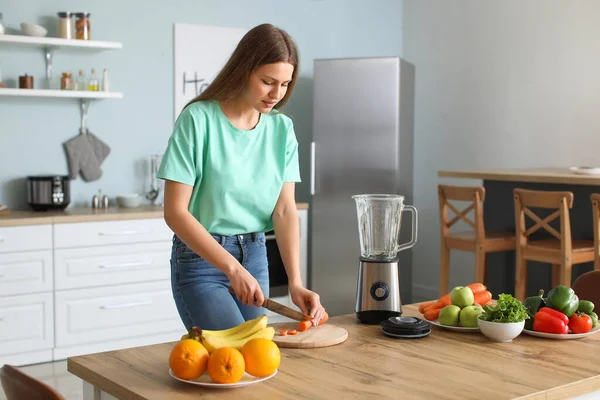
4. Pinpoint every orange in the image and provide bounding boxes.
[240,338,280,377]
[168,339,209,380]
[207,347,245,384]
